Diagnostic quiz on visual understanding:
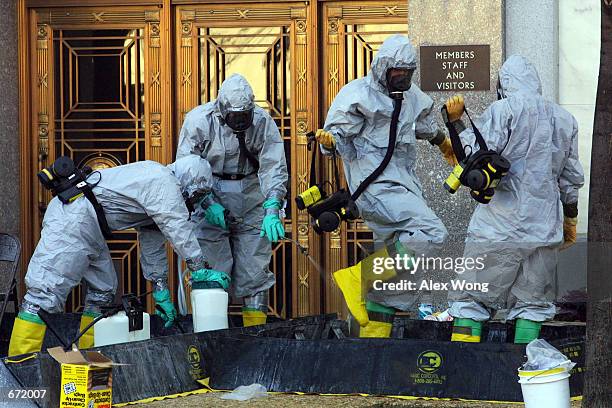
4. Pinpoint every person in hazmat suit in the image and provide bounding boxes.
[443,55,584,343]
[315,34,453,338]
[8,155,223,356]
[177,73,288,327]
